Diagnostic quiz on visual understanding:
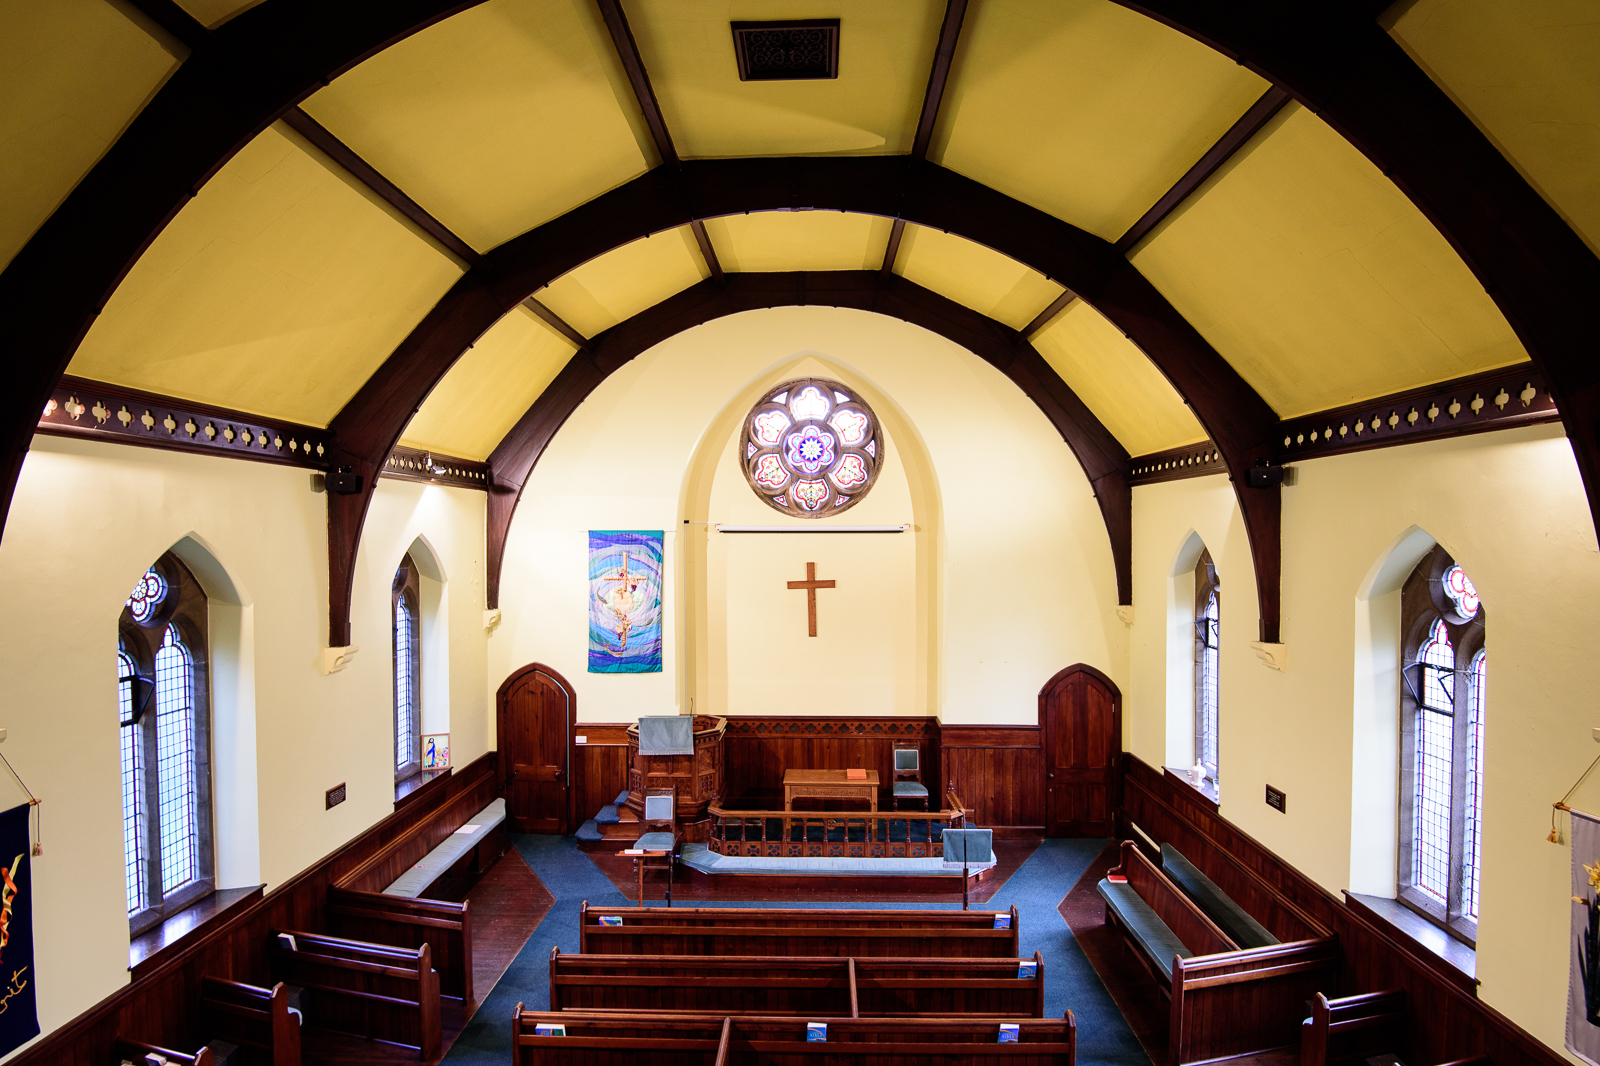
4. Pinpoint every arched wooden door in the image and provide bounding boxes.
[496,663,575,835]
[1041,664,1121,837]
